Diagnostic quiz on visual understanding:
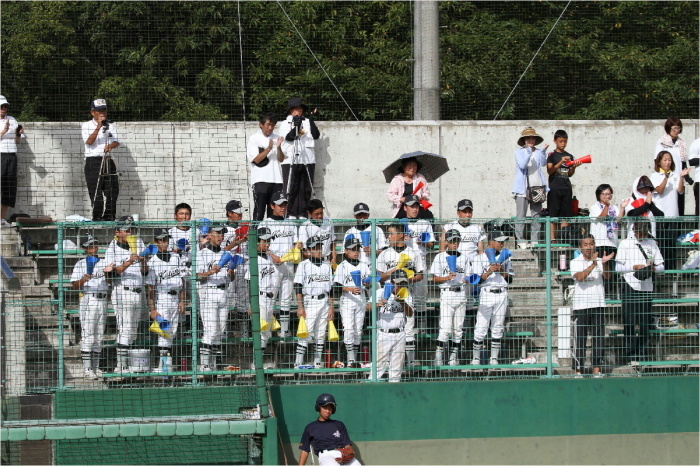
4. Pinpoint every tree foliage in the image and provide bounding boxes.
[1,1,697,122]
